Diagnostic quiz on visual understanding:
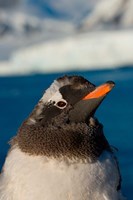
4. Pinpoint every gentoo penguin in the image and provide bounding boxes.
[0,75,126,200]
